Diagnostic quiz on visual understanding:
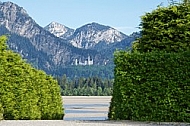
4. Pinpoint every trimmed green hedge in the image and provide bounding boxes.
[0,36,64,120]
[108,51,190,122]
[0,103,3,120]
[133,3,190,53]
